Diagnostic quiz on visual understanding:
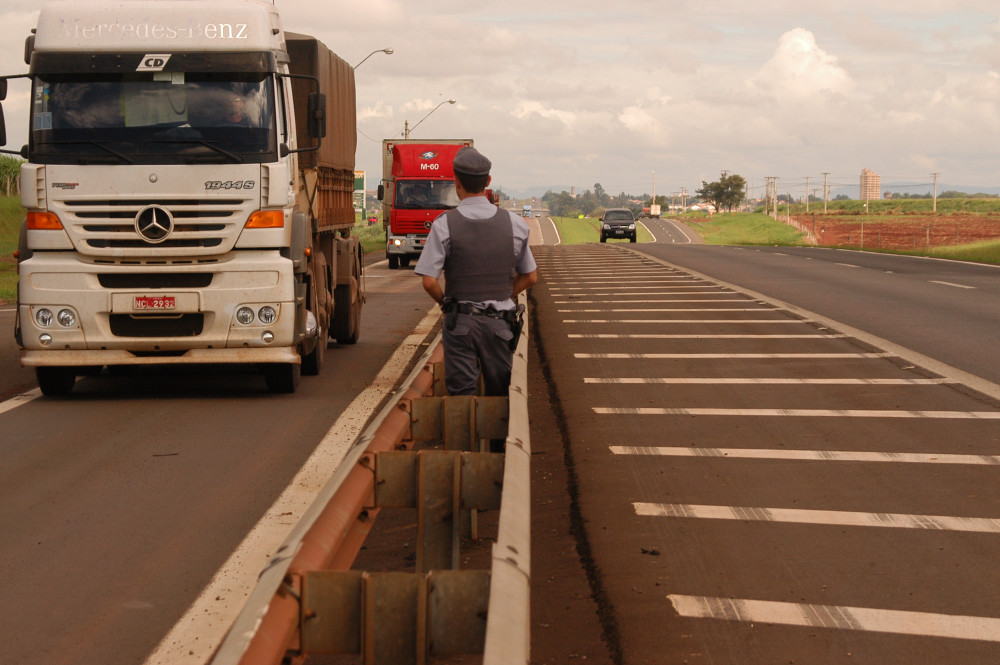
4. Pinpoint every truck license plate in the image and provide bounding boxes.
[134,296,176,311]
